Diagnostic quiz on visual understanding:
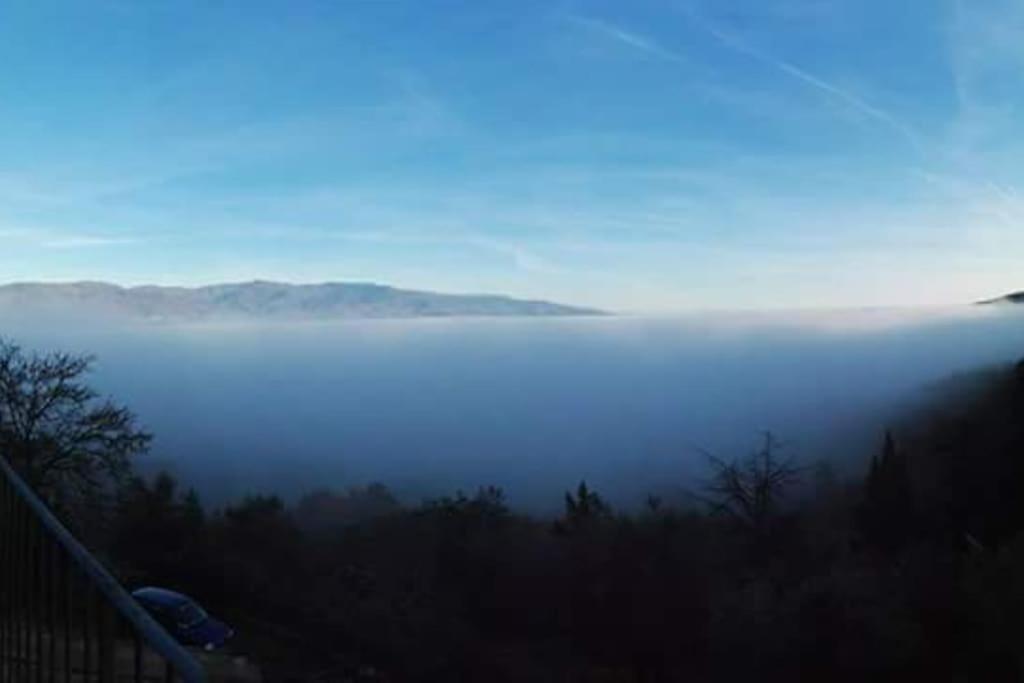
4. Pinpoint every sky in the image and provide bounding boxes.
[0,0,1021,312]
